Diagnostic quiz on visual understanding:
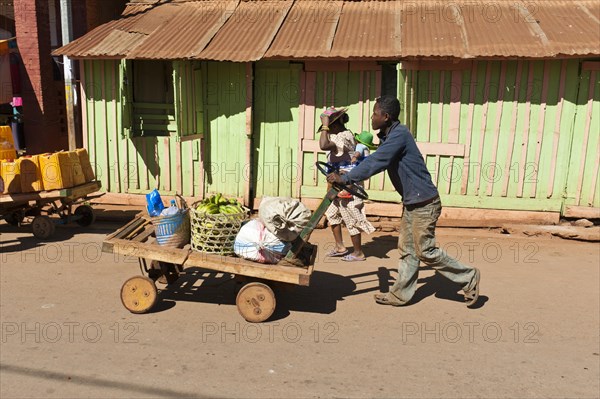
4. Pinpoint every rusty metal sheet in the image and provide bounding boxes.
[199,0,293,61]
[55,0,600,60]
[87,30,148,58]
[128,1,239,59]
[460,1,546,58]
[400,1,467,58]
[533,1,600,56]
[329,0,401,59]
[265,0,343,59]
